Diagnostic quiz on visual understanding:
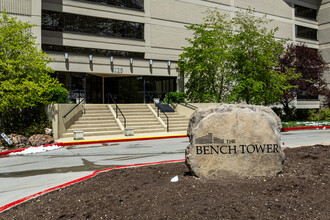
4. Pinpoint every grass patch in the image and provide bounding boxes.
[282,121,330,128]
